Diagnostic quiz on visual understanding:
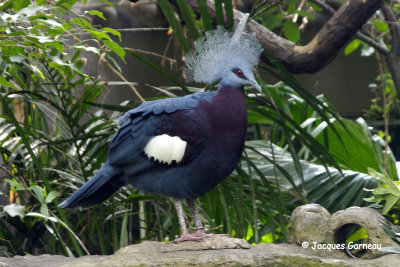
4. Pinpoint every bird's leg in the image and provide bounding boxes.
[173,199,188,235]
[187,199,204,234]
[188,199,213,239]
[172,199,207,243]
